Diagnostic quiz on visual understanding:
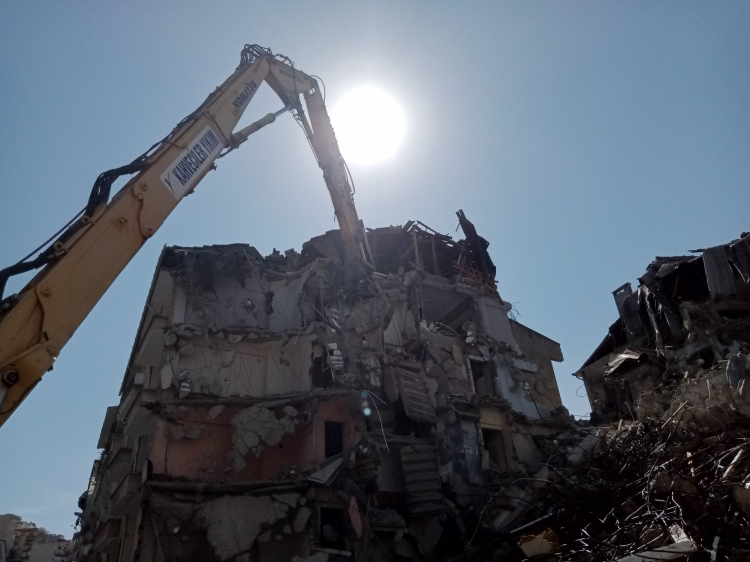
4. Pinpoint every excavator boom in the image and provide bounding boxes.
[0,45,363,427]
